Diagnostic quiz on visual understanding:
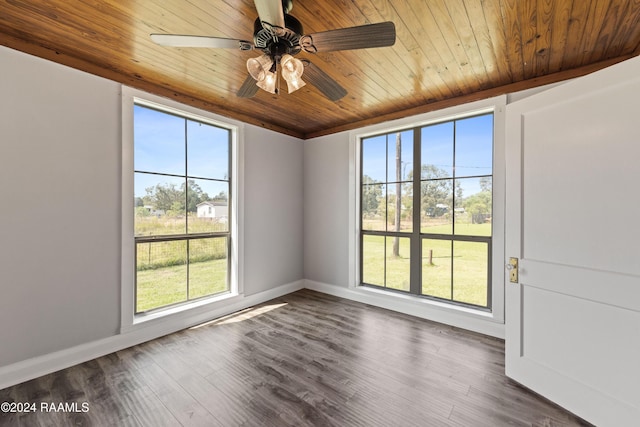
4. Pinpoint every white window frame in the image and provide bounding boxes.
[120,87,244,333]
[348,96,506,334]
